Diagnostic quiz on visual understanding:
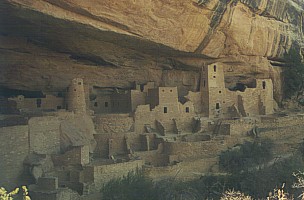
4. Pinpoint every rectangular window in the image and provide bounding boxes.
[262,81,266,89]
[186,107,189,113]
[36,99,42,108]
[216,103,220,109]
[57,106,62,109]
[94,102,98,107]
[164,107,168,113]
[105,102,108,107]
